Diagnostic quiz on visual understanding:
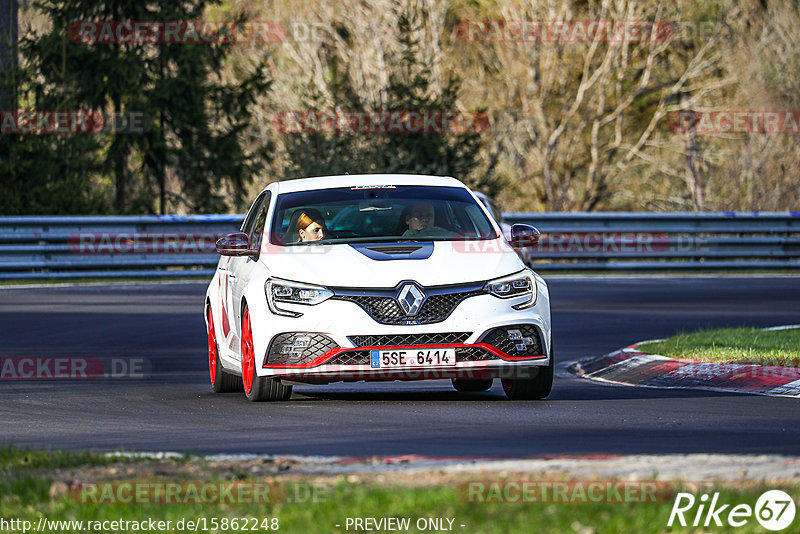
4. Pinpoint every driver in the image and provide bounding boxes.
[402,202,450,237]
